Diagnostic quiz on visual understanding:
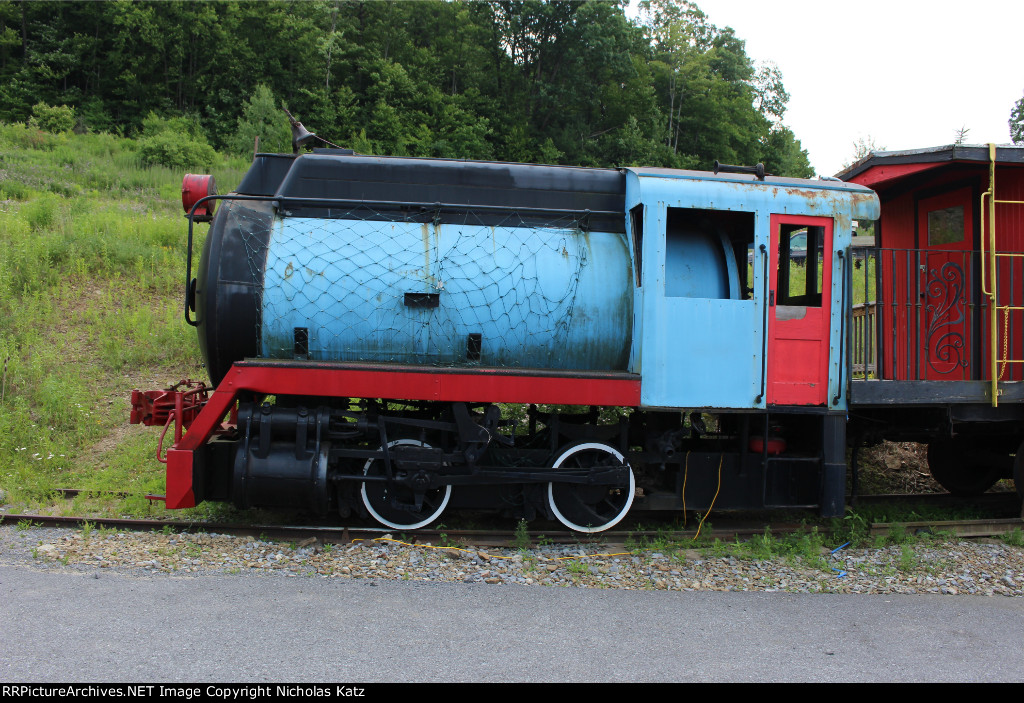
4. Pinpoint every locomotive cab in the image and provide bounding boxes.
[624,167,878,412]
